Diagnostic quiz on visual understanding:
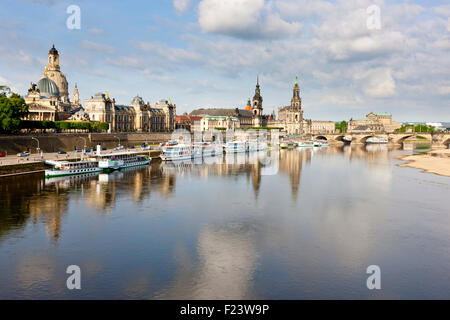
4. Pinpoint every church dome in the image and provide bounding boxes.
[49,44,58,55]
[37,77,60,97]
[131,95,144,106]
